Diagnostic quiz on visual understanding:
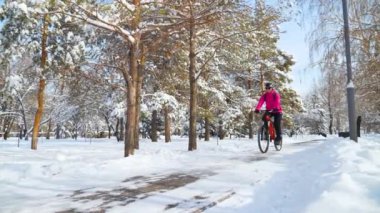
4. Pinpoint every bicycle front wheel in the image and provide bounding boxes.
[258,125,269,153]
